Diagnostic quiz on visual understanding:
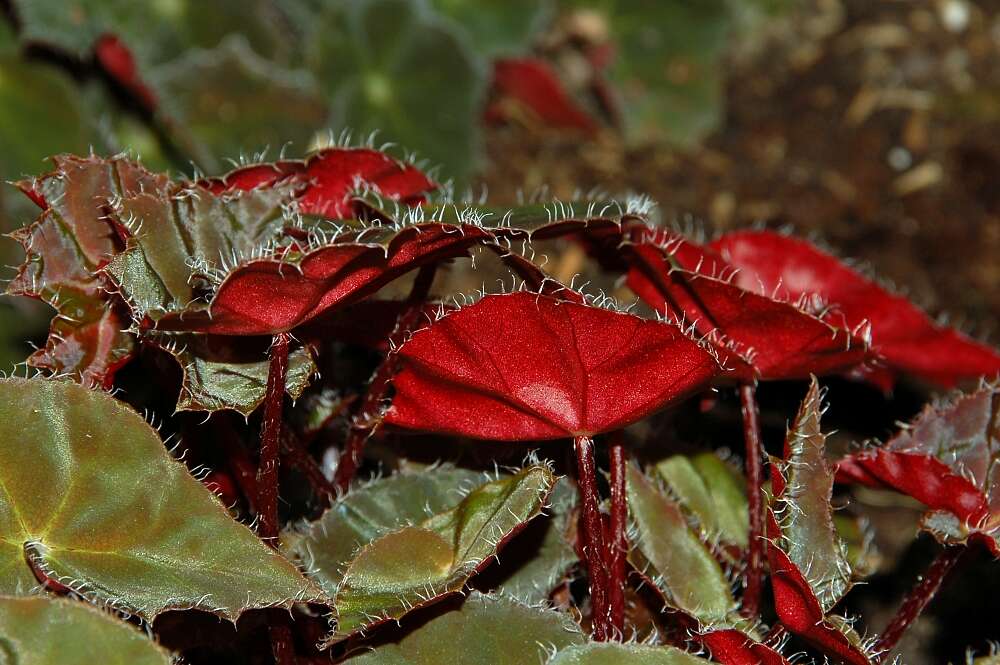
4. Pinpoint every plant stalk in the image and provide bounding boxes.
[334,265,436,492]
[574,434,610,641]
[257,332,290,546]
[607,433,628,639]
[739,382,765,619]
[874,545,965,659]
[281,430,336,505]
